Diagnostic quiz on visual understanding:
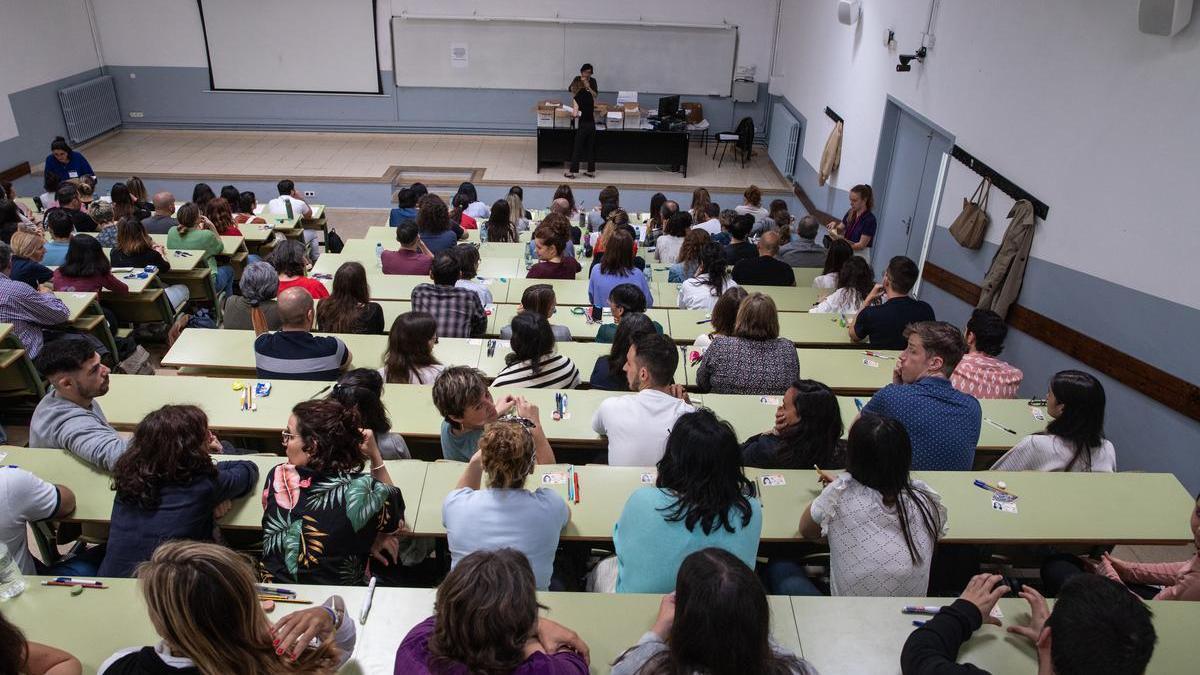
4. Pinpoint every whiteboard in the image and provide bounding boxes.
[391,16,737,96]
[199,0,381,93]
